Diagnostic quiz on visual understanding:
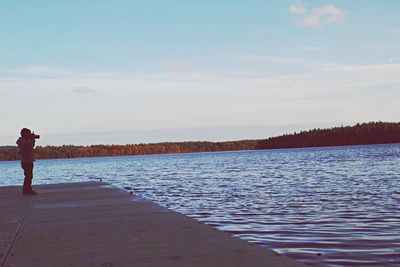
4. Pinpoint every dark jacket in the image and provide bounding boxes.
[16,137,35,162]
